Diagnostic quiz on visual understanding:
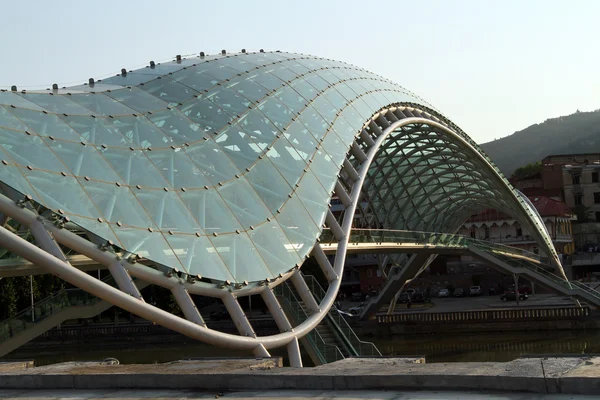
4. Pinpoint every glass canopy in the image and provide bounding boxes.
[0,51,472,283]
